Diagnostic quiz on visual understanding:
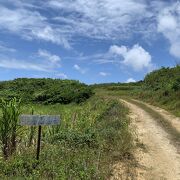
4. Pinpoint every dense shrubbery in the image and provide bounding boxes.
[144,66,180,92]
[0,78,94,104]
[132,66,180,116]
